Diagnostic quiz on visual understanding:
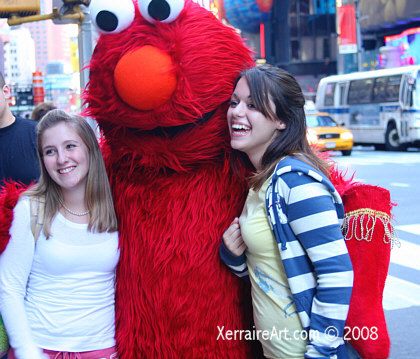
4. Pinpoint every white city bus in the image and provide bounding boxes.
[315,65,420,150]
